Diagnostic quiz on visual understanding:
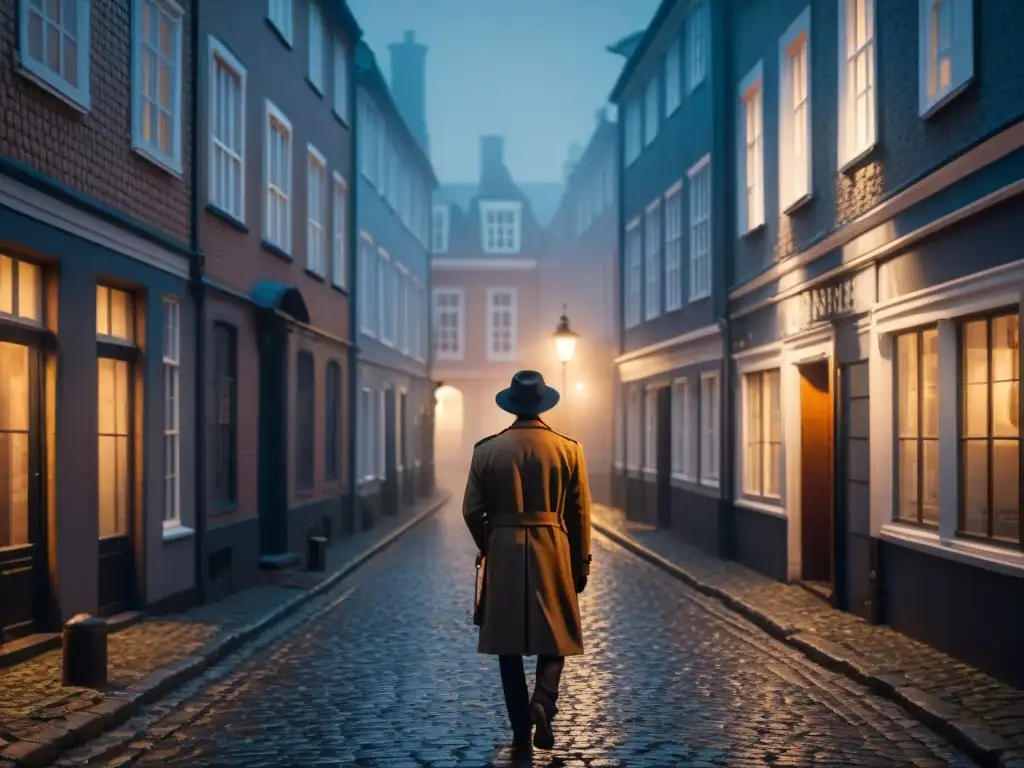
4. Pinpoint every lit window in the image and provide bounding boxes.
[96,285,135,342]
[0,255,43,323]
[162,297,181,528]
[131,0,184,172]
[265,101,293,253]
[0,341,30,547]
[480,201,521,254]
[779,9,811,212]
[743,369,781,498]
[919,0,973,116]
[487,288,517,361]
[209,37,246,221]
[738,63,764,234]
[18,0,91,109]
[838,0,877,167]
[896,327,939,527]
